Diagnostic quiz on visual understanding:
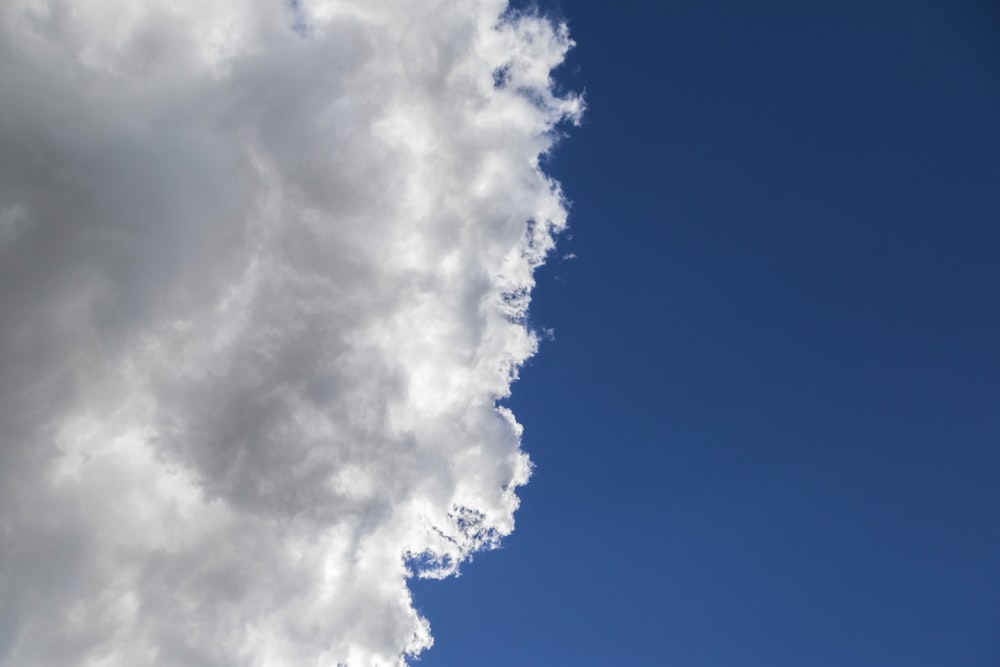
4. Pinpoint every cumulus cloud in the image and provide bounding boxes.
[0,1,581,665]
